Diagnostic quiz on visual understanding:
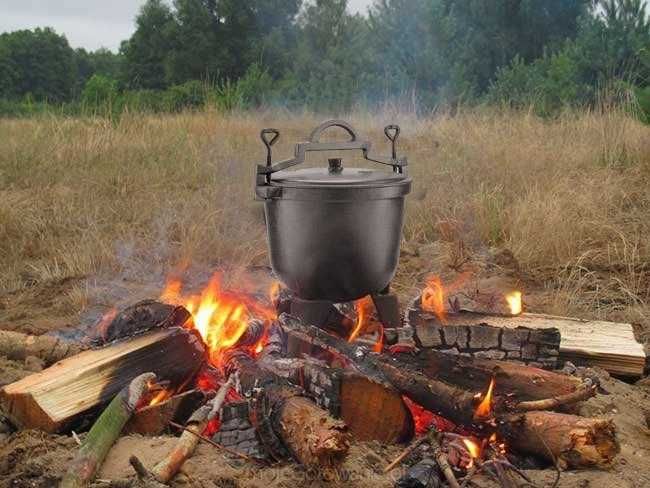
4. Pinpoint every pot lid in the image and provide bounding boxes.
[271,160,409,188]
